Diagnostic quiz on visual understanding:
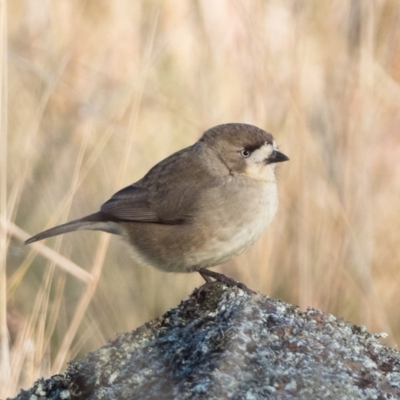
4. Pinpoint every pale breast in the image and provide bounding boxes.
[188,177,278,268]
[123,176,278,273]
